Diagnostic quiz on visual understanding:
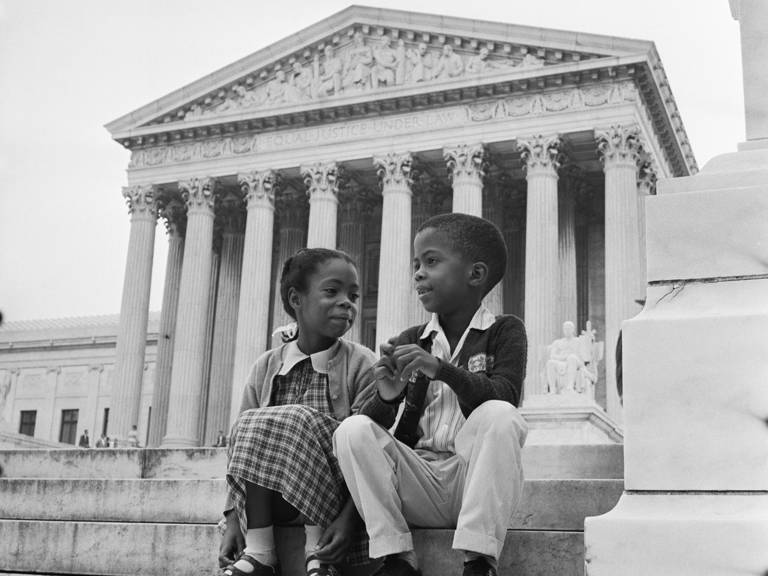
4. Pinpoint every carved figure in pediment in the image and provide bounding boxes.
[285,61,313,102]
[372,35,400,88]
[519,53,545,69]
[395,39,407,85]
[466,47,491,74]
[344,31,373,90]
[185,103,205,120]
[266,69,288,104]
[434,44,464,80]
[407,42,435,83]
[317,45,343,96]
